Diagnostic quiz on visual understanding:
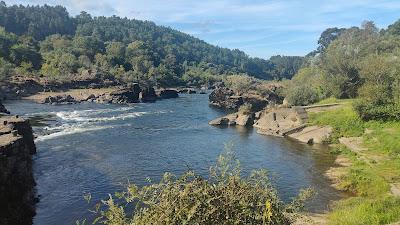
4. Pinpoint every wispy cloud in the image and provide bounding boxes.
[5,0,400,58]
